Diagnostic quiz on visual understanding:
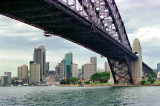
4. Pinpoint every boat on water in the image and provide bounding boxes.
[18,84,22,87]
